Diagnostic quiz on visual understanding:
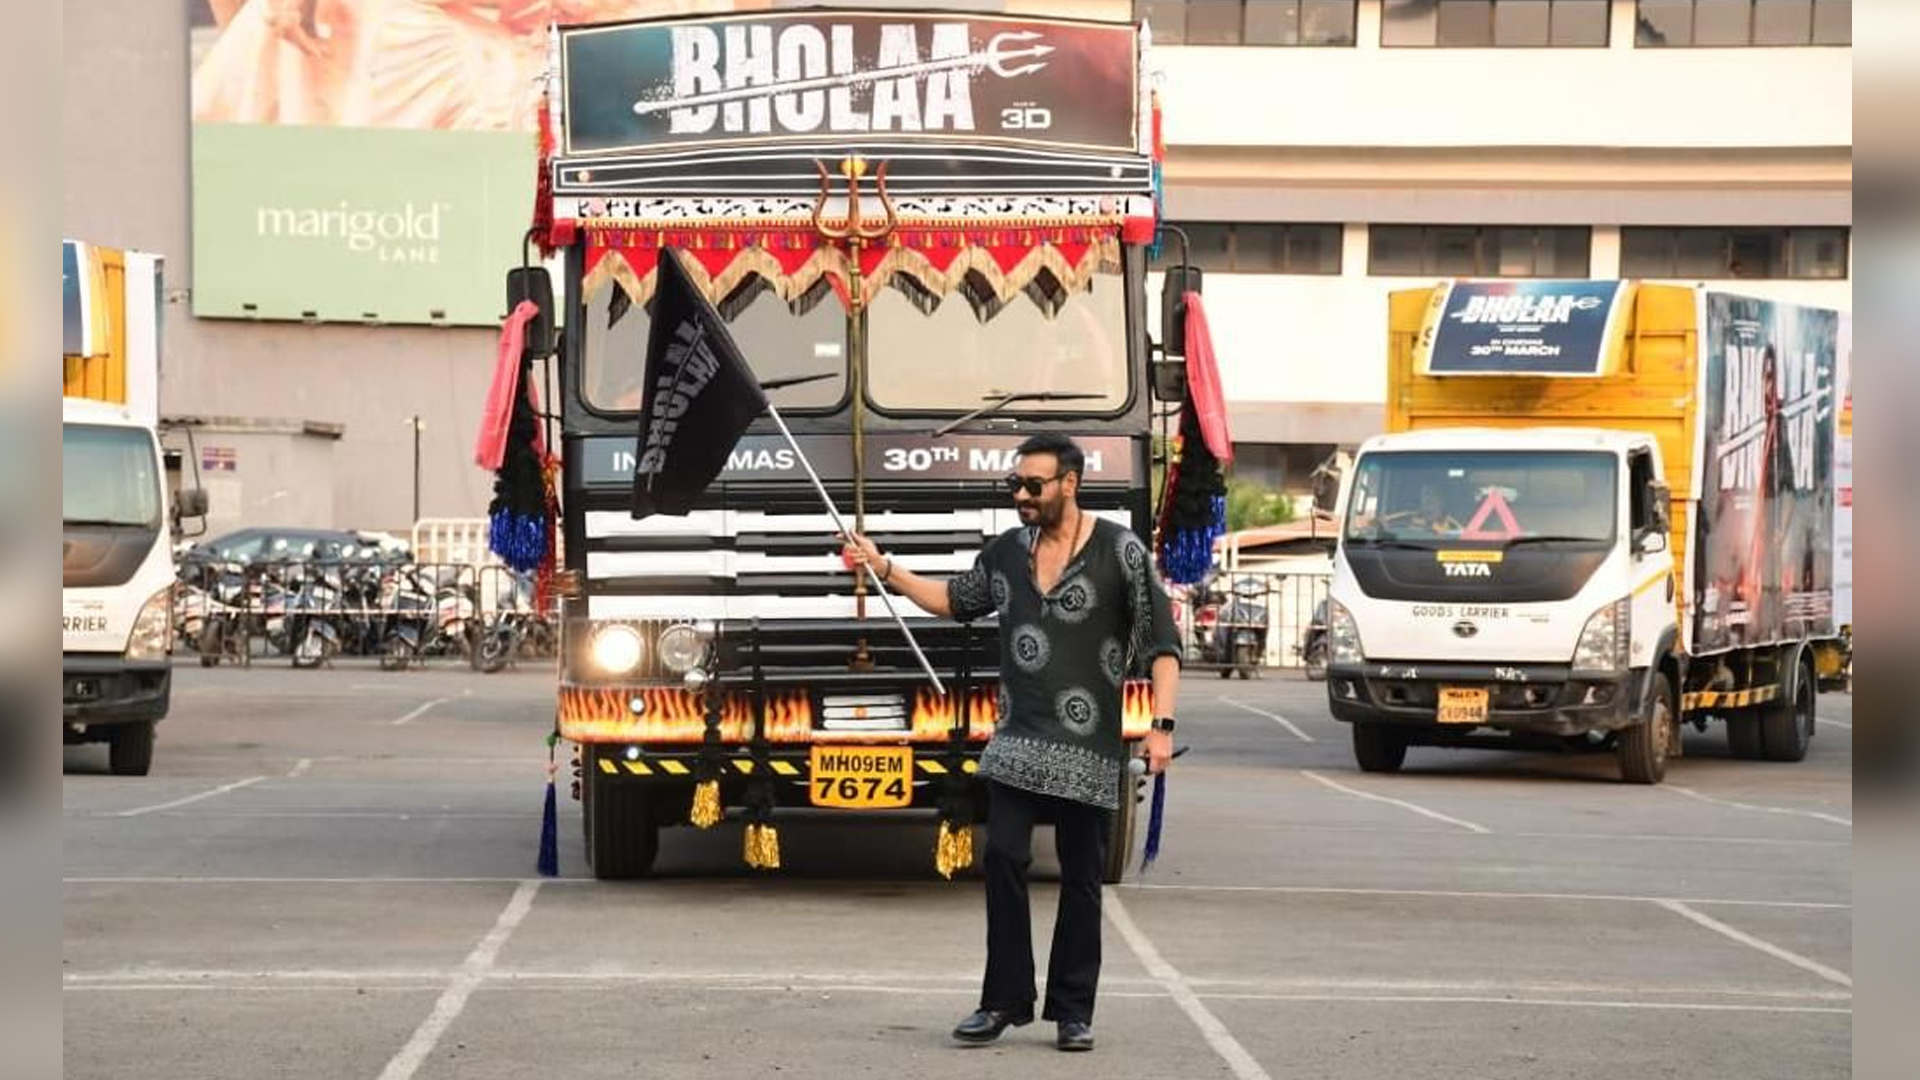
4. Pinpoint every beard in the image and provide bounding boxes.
[1016,495,1067,529]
